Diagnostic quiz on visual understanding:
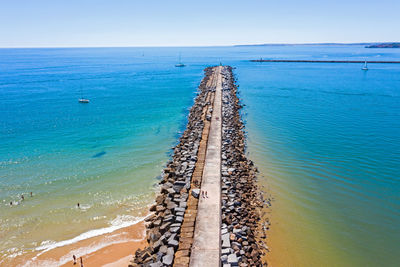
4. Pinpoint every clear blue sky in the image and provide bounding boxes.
[0,0,399,47]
